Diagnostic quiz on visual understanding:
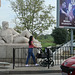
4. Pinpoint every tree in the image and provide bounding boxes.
[51,28,68,44]
[73,29,75,39]
[8,0,55,35]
